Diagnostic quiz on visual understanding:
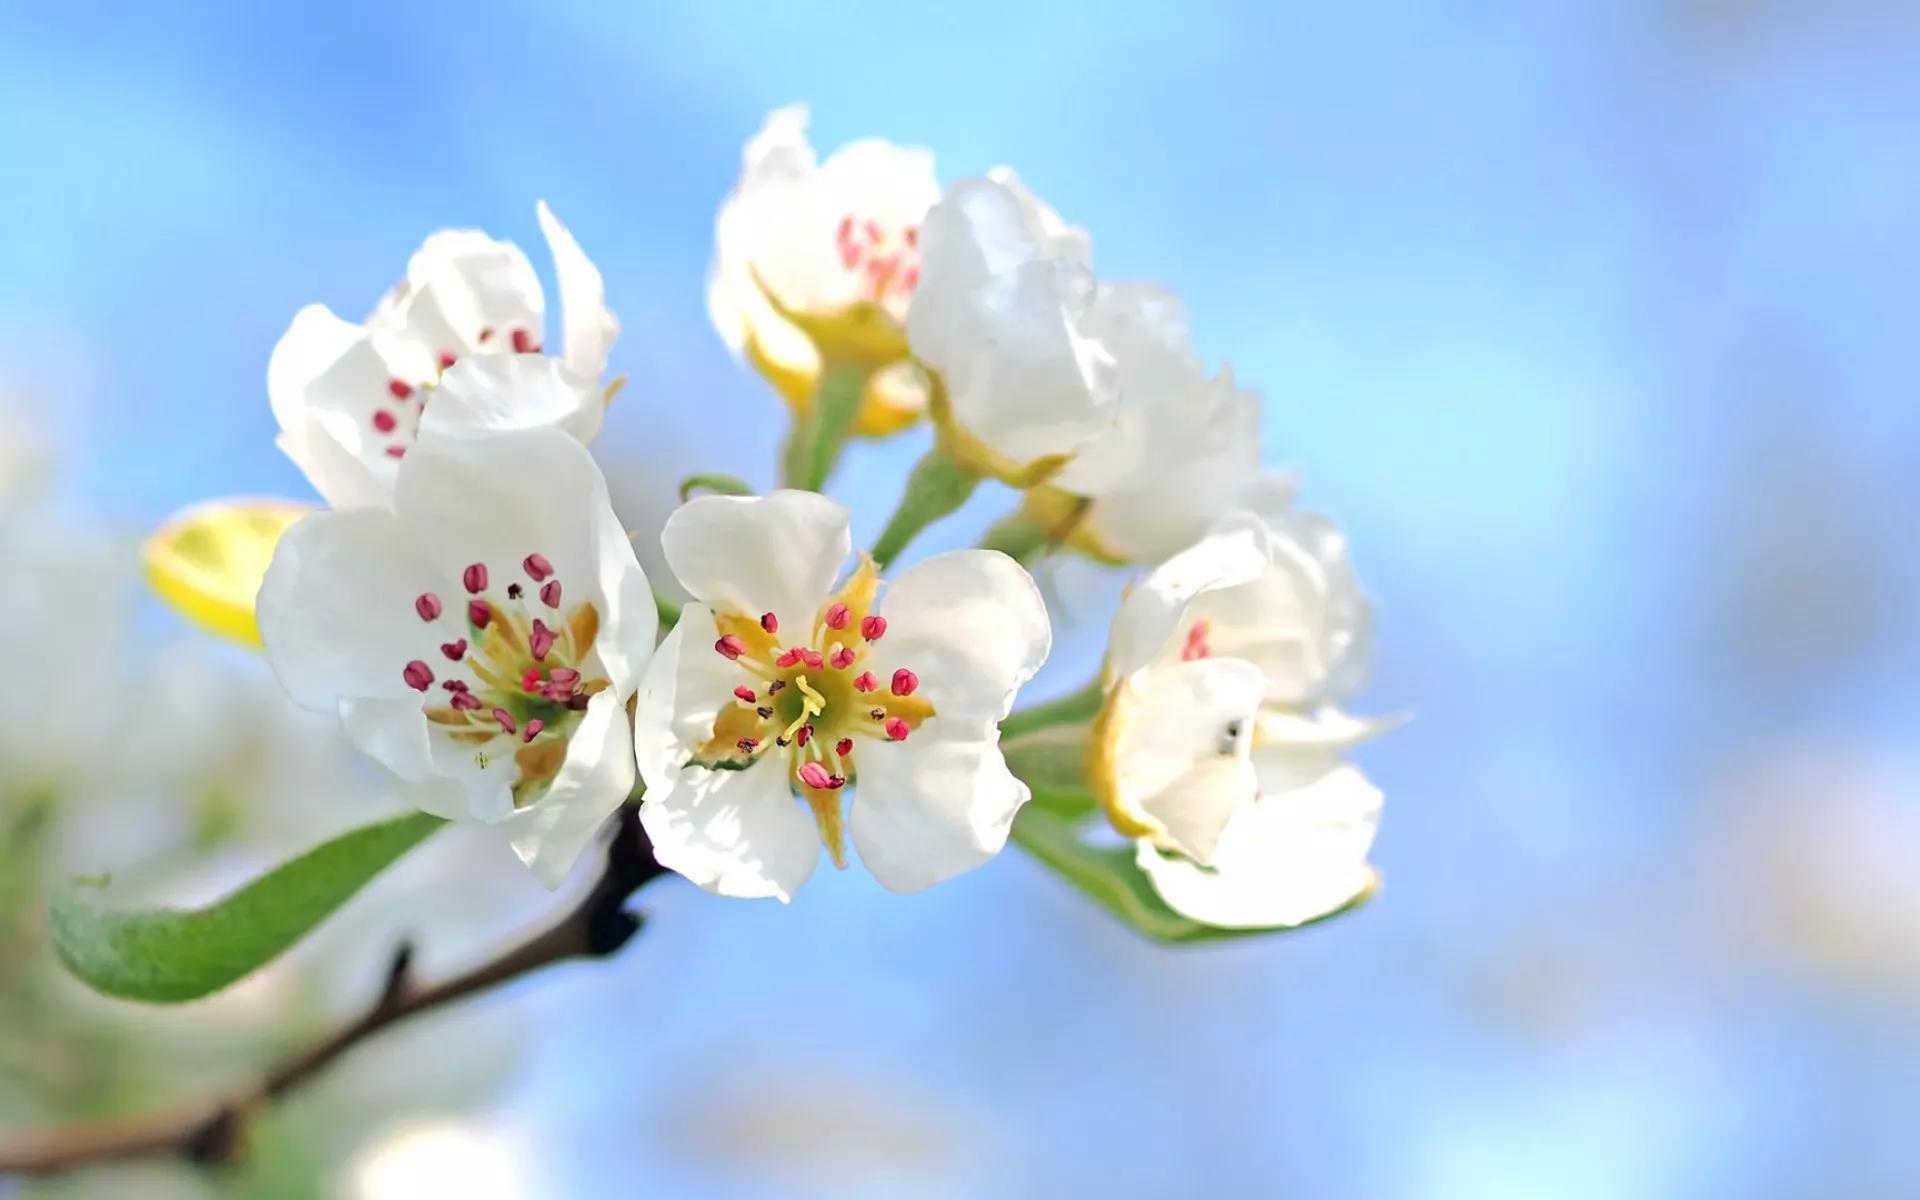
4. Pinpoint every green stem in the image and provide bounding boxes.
[784,363,867,492]
[977,508,1050,564]
[870,447,981,569]
[999,678,1105,742]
